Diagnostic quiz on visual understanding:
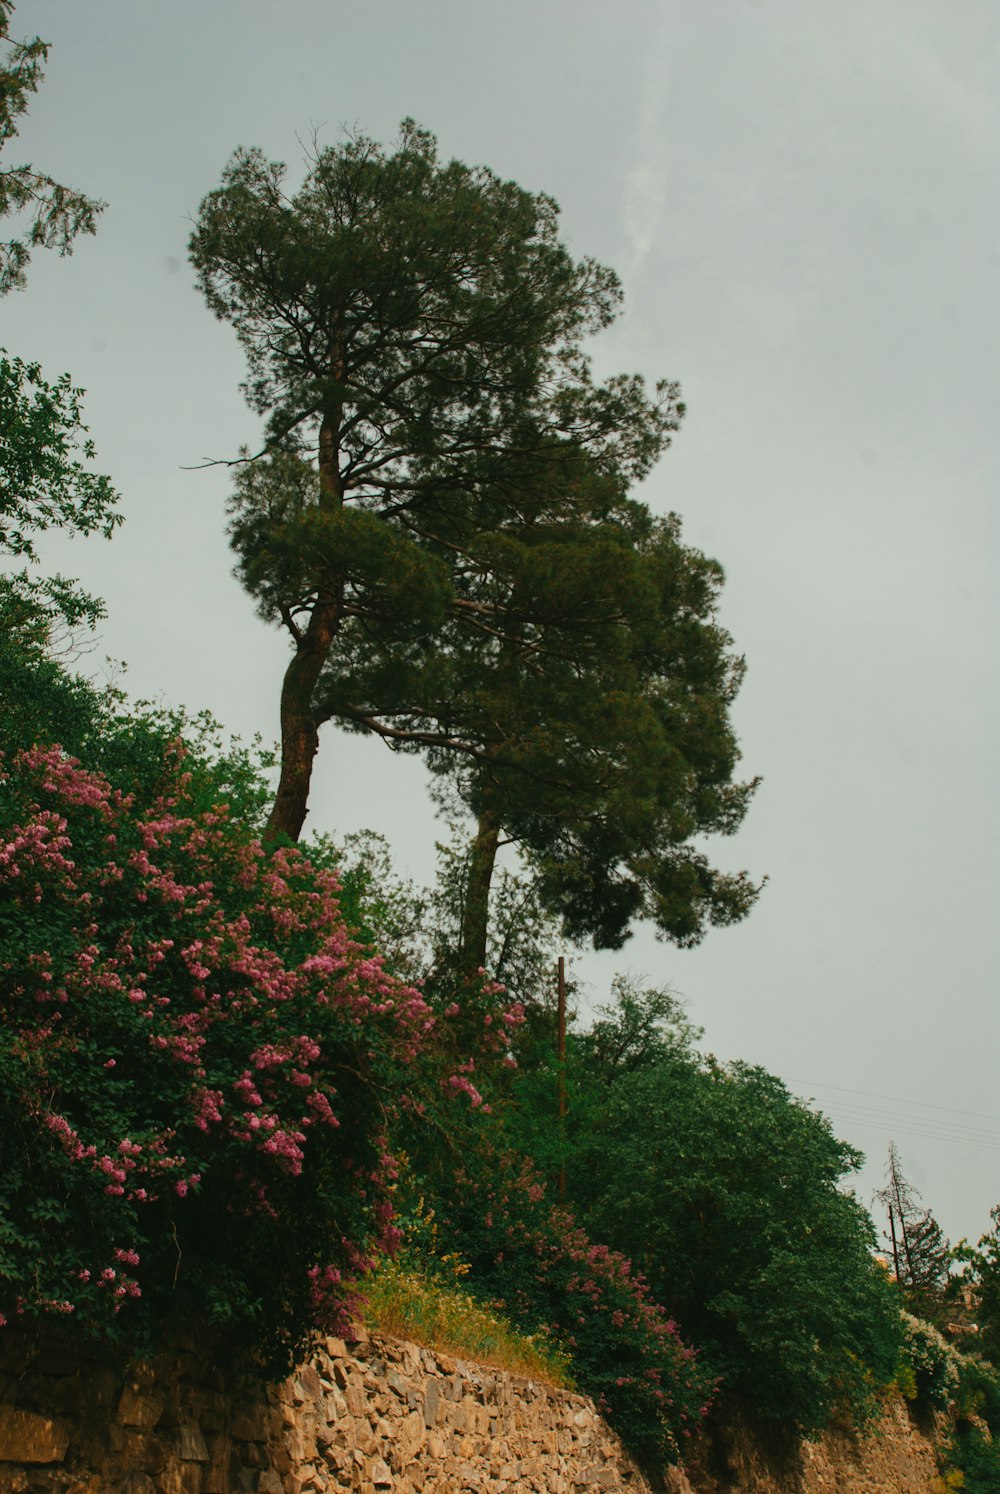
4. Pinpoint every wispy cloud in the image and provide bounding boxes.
[620,4,673,287]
